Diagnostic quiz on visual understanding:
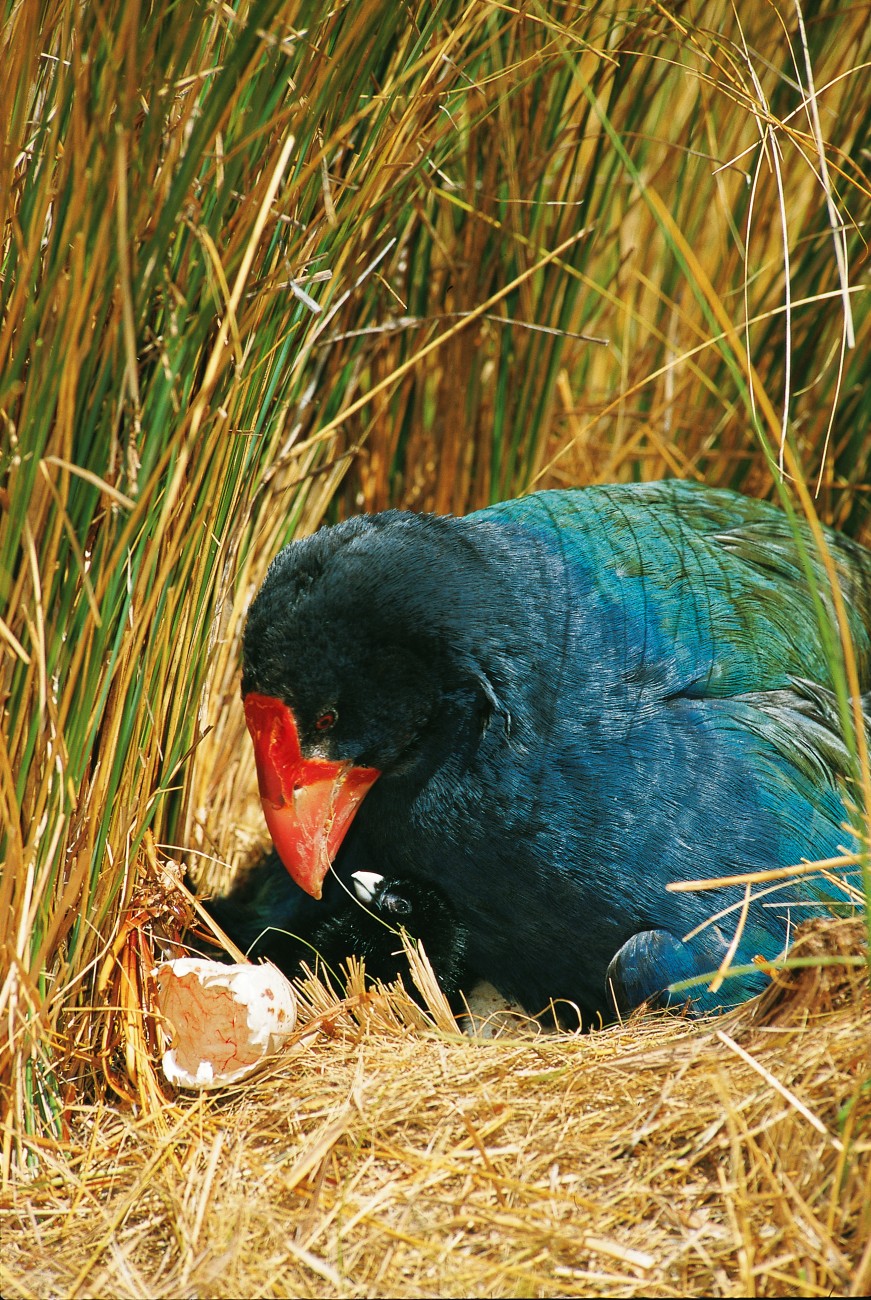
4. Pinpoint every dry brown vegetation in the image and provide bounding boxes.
[2,922,869,1298]
[2,0,870,1294]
